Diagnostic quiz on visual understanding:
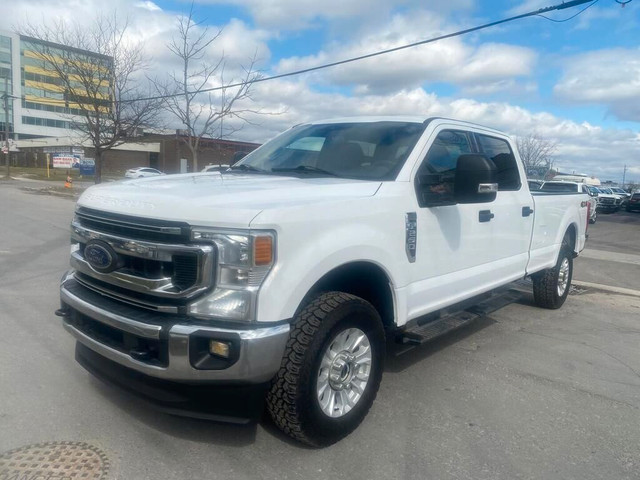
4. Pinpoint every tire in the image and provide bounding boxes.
[589,210,596,224]
[532,242,573,309]
[266,292,385,447]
